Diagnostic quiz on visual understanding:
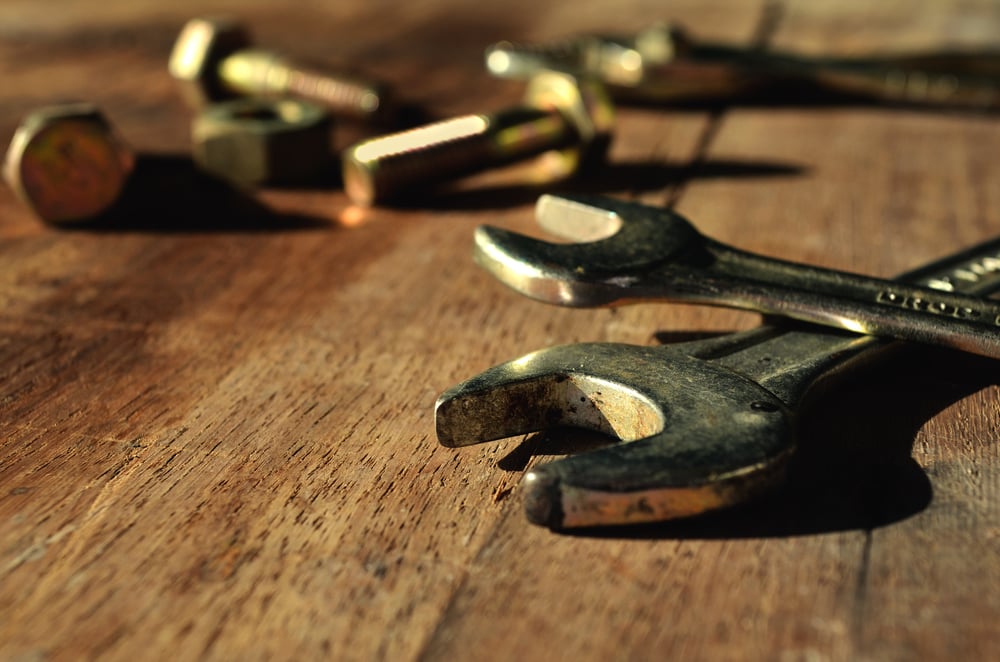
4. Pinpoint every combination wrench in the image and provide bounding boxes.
[437,195,1000,528]
[486,23,1000,110]
[475,194,1000,359]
